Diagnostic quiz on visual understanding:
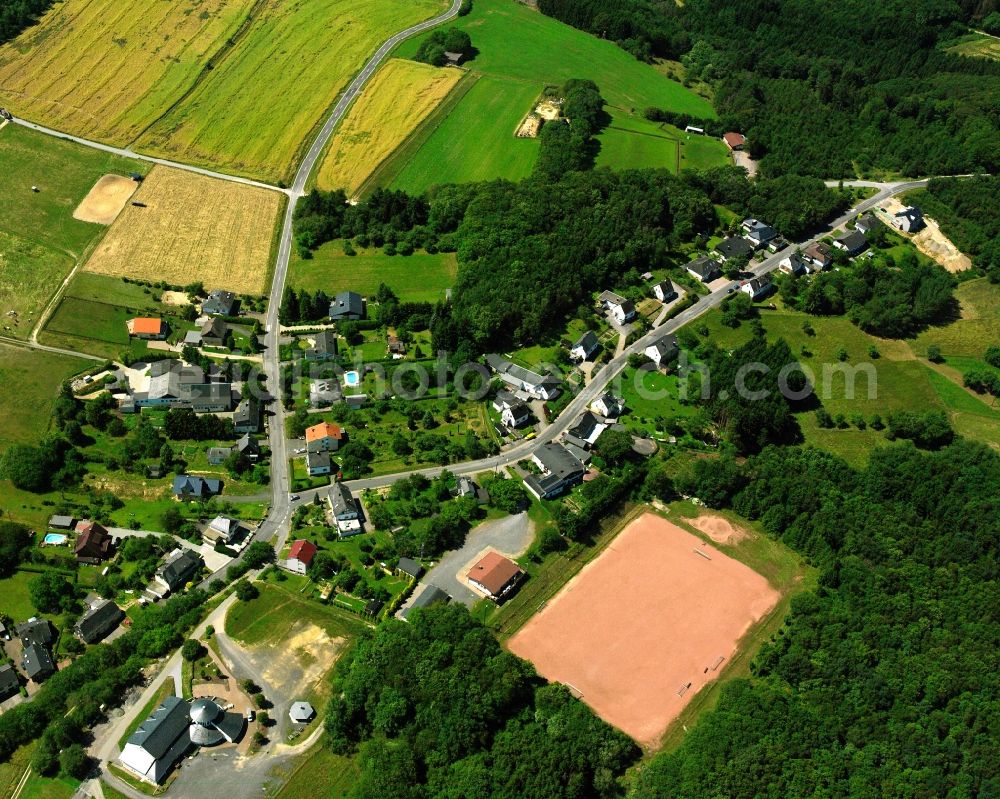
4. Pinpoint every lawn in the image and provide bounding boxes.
[225,583,367,646]
[945,31,1000,61]
[0,343,90,451]
[0,0,253,145]
[616,366,700,436]
[0,570,40,621]
[315,58,462,195]
[135,0,448,182]
[388,74,541,192]
[911,278,1000,358]
[117,677,177,751]
[389,0,715,189]
[288,242,457,303]
[273,738,359,799]
[81,166,282,294]
[594,116,729,175]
